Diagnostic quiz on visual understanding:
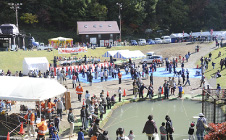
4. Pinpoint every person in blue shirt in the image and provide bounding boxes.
[178,84,183,98]
[52,129,60,140]
[77,127,84,140]
[48,122,56,138]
